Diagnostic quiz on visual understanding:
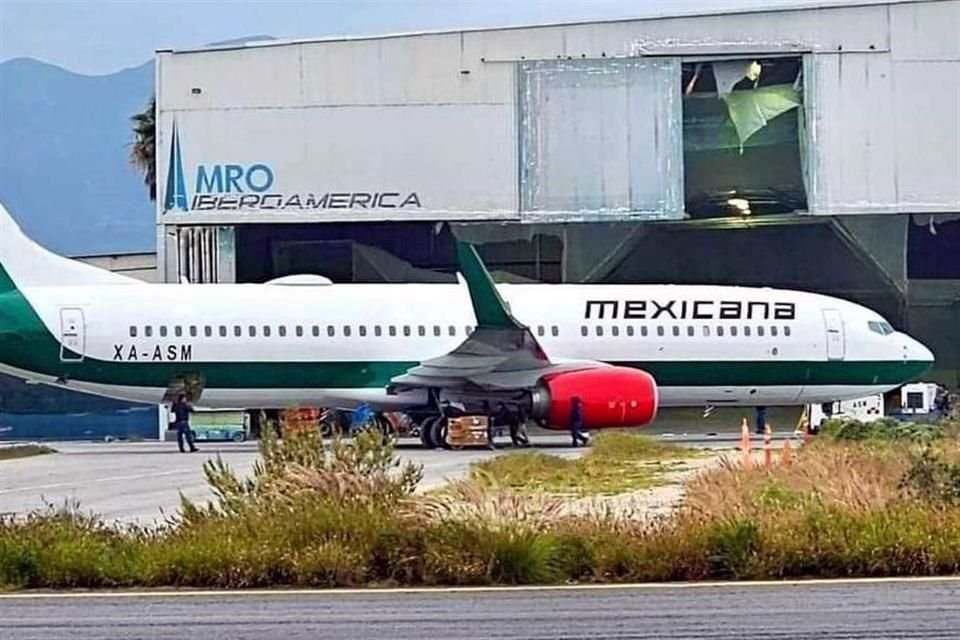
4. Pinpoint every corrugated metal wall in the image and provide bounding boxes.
[156,0,959,230]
